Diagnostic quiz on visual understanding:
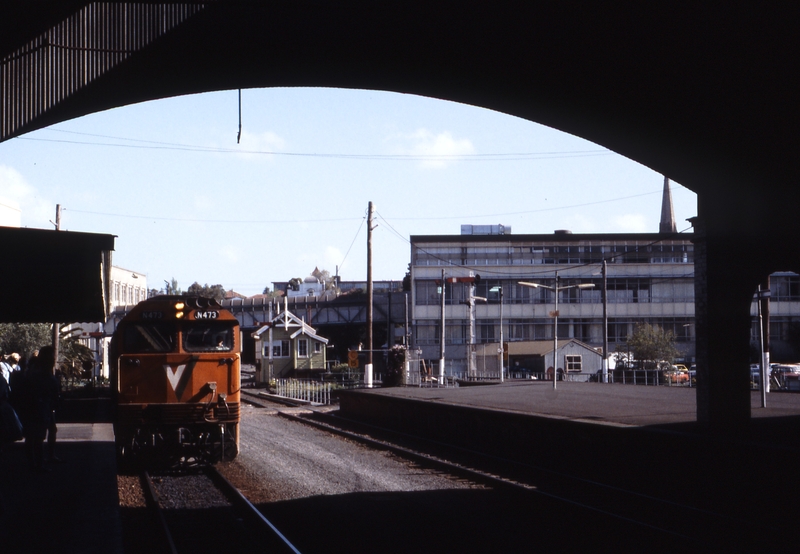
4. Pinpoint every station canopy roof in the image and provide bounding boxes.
[0,226,115,323]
